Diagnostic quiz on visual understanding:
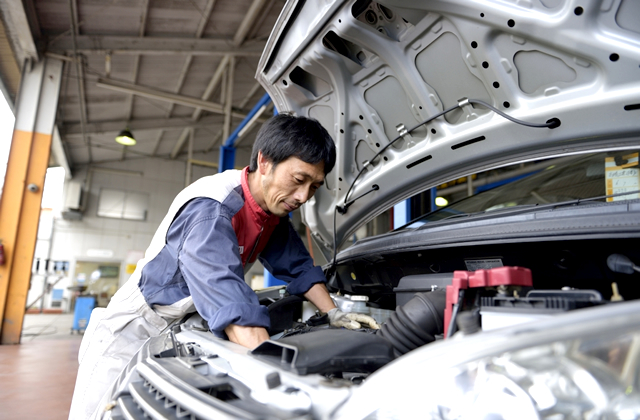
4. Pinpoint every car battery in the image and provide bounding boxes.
[444,266,533,337]
[480,289,603,331]
[393,273,453,306]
